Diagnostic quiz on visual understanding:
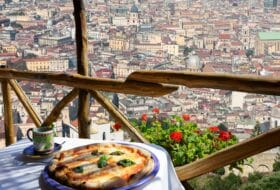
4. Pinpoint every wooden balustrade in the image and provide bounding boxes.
[42,88,79,127]
[8,79,42,127]
[128,70,280,96]
[89,90,148,143]
[176,127,280,180]
[0,0,279,184]
[0,69,177,97]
